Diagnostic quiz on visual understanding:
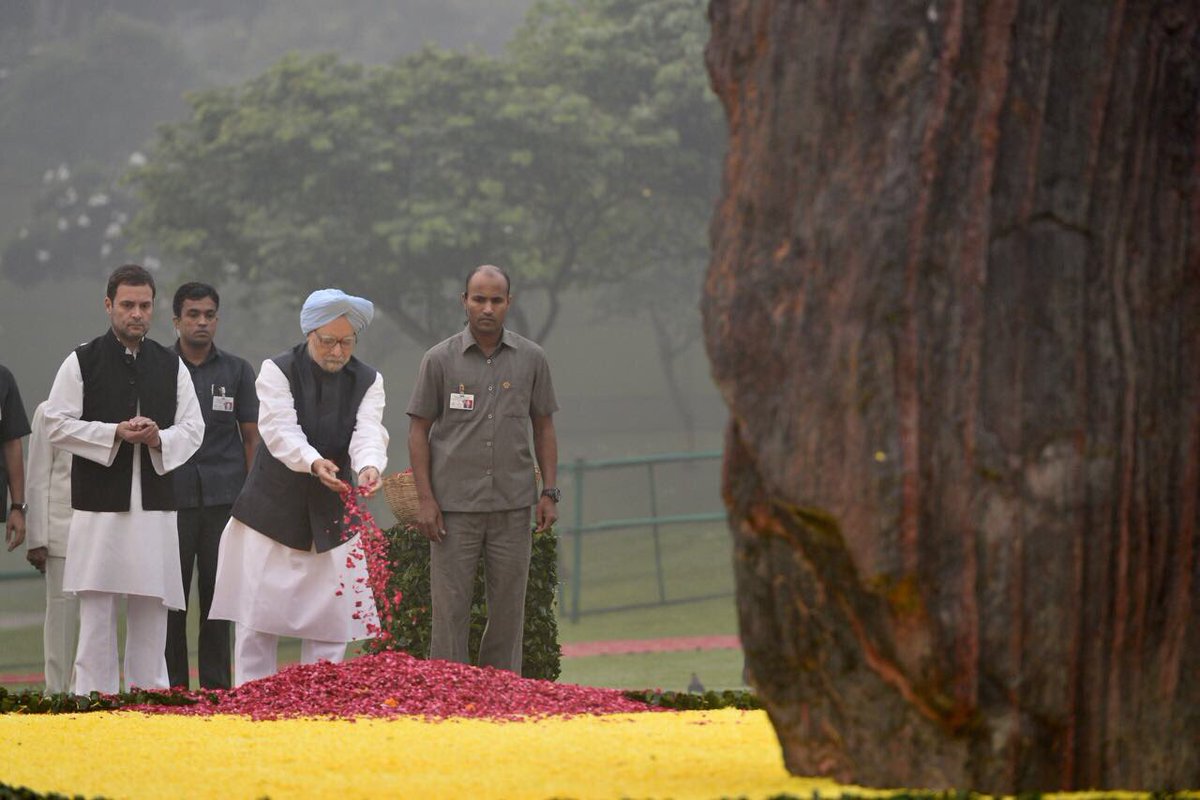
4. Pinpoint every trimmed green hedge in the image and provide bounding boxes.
[0,684,765,715]
[361,524,562,681]
[0,686,200,714]
[622,688,761,710]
